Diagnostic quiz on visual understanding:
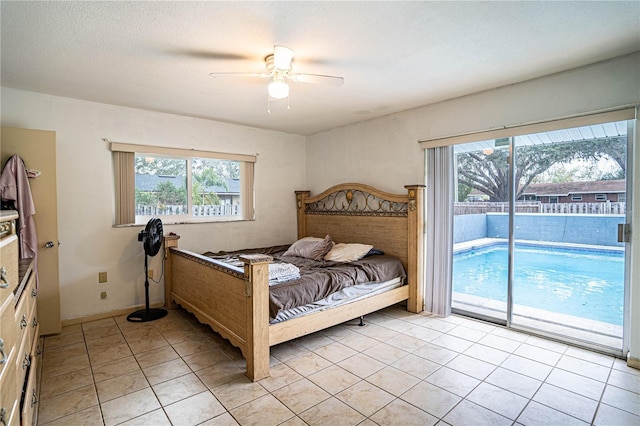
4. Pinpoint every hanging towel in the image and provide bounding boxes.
[0,154,39,289]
